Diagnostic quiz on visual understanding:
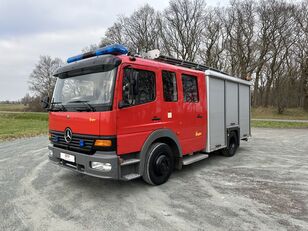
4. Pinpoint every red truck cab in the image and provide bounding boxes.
[48,45,250,185]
